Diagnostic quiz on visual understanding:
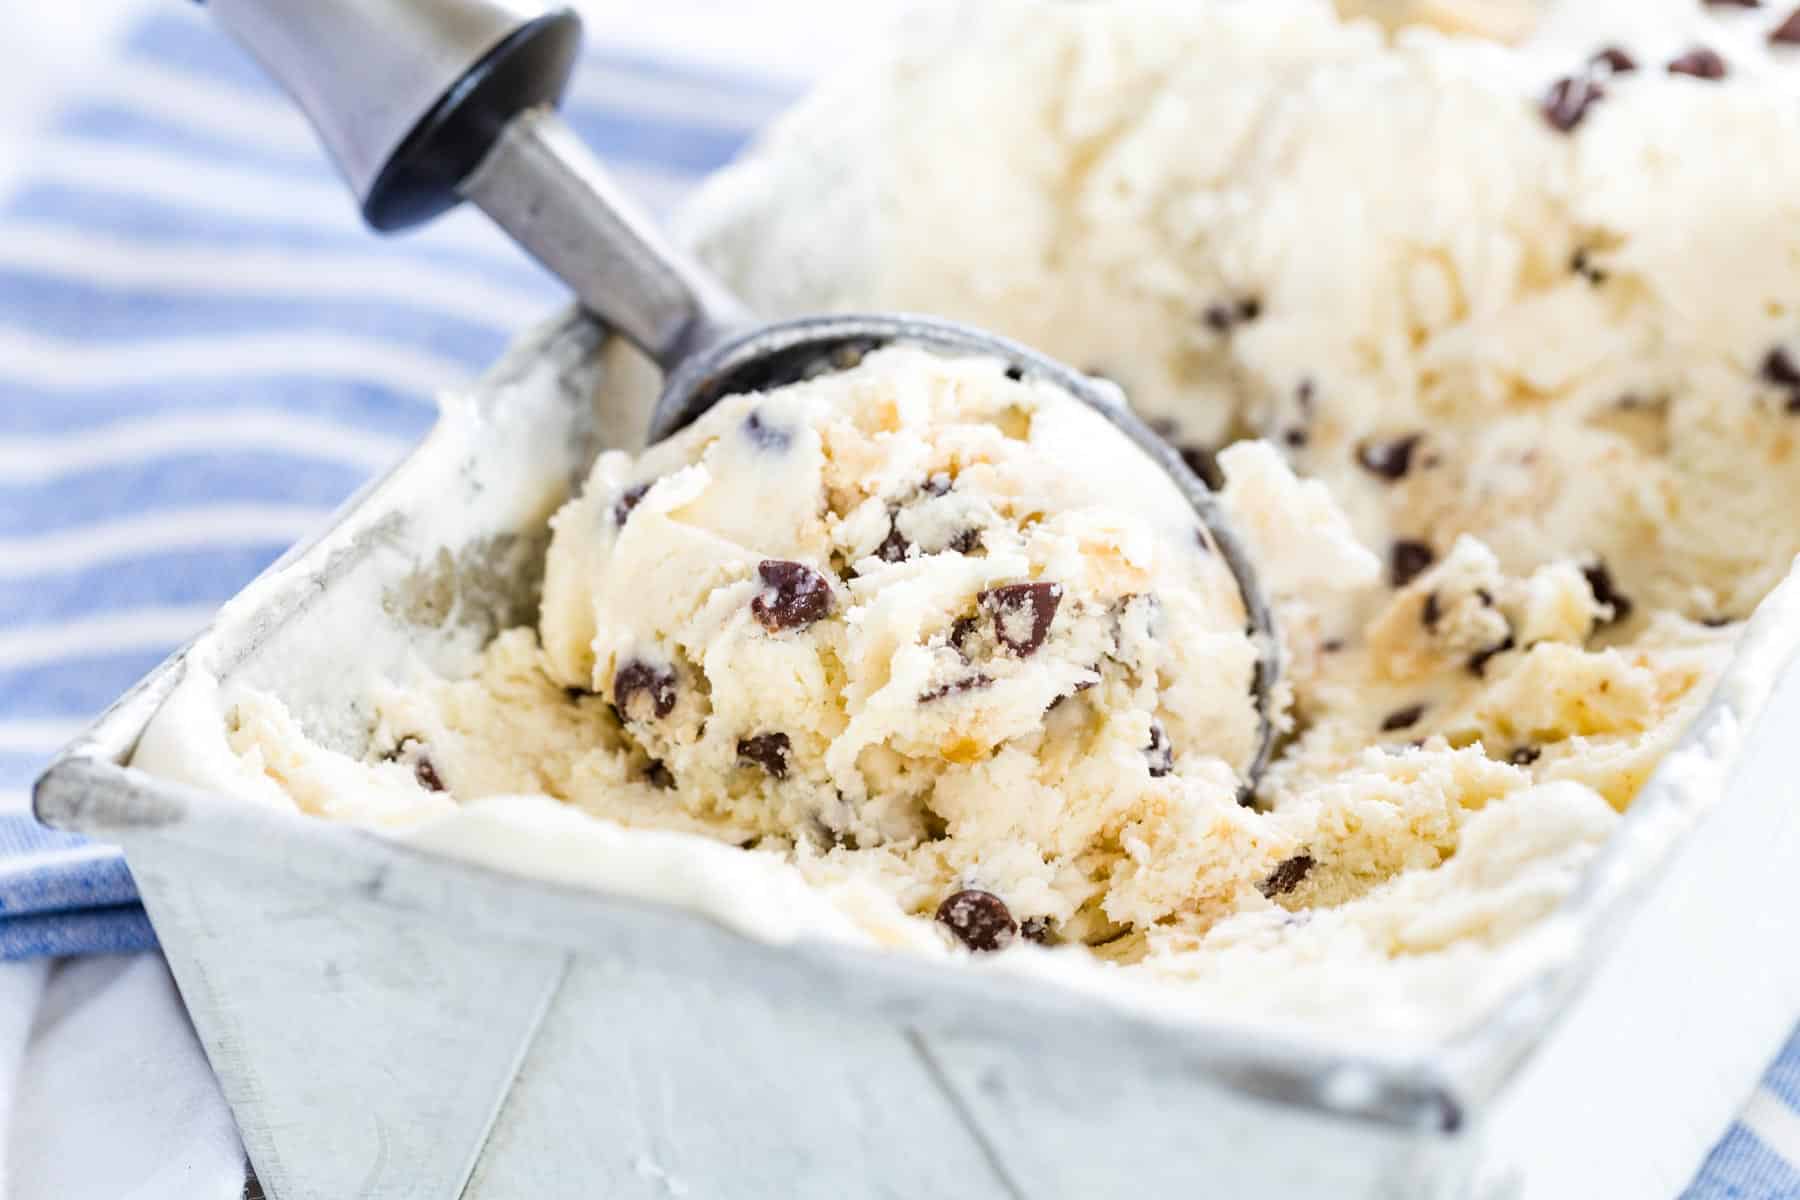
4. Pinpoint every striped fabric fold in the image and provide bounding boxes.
[0,4,1793,1195]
